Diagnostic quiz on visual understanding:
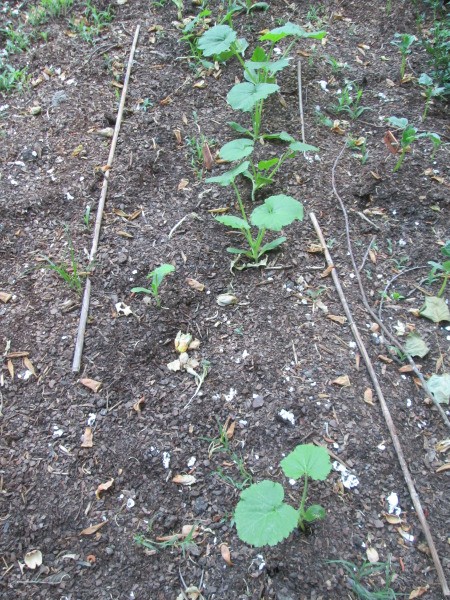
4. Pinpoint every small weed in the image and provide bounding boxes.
[186,132,215,179]
[135,521,200,558]
[331,83,371,120]
[422,18,450,97]
[347,136,369,164]
[386,116,440,171]
[0,61,28,93]
[328,557,397,599]
[227,0,270,15]
[40,230,86,294]
[0,24,31,55]
[140,97,153,112]
[306,4,326,25]
[418,73,445,120]
[83,205,91,229]
[324,54,348,74]
[427,240,450,297]
[70,2,114,44]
